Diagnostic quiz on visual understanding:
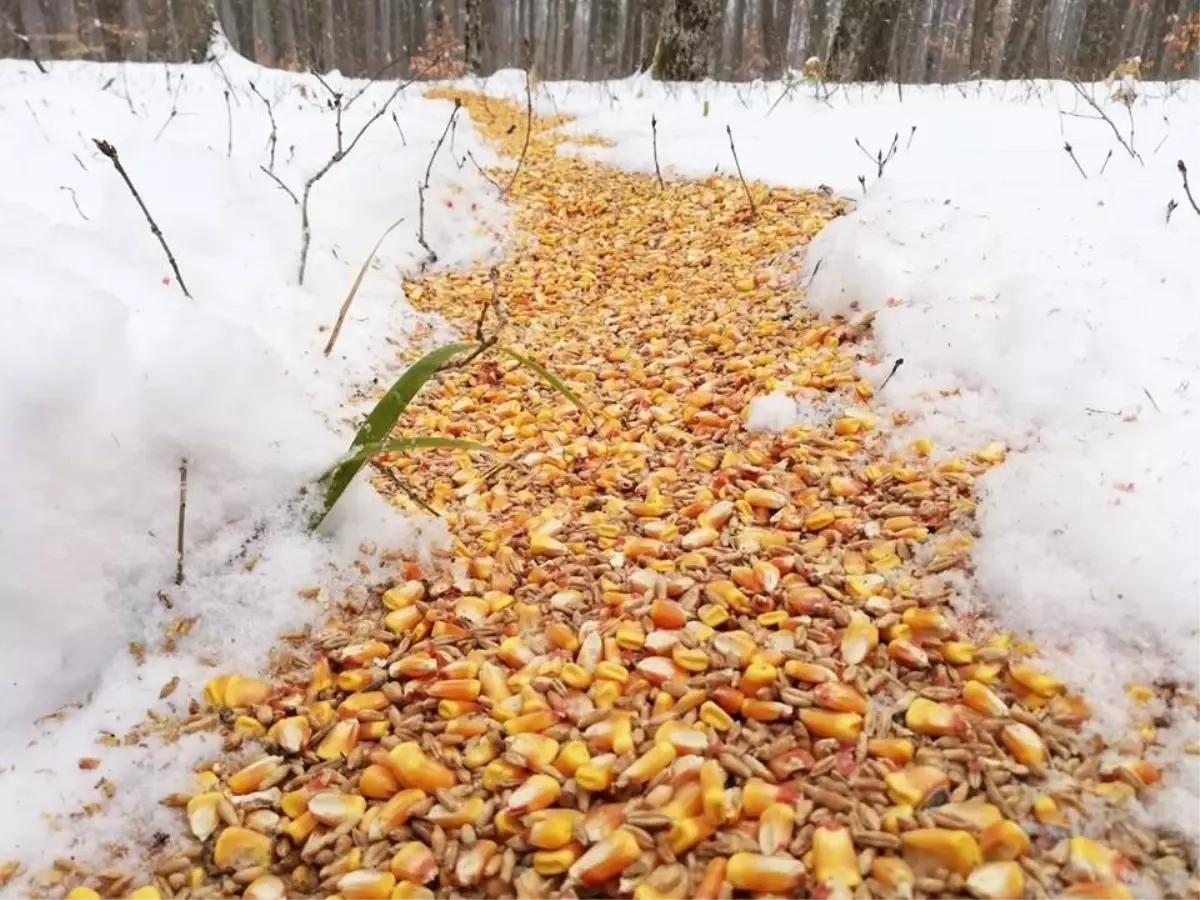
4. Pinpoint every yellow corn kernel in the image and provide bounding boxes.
[1062,884,1134,900]
[233,715,267,739]
[741,699,792,722]
[697,604,730,628]
[308,790,367,827]
[498,636,534,669]
[316,718,360,760]
[871,857,915,892]
[385,742,456,792]
[699,701,734,731]
[960,662,1001,685]
[962,862,1025,900]
[1000,722,1047,771]
[868,738,914,766]
[568,829,641,886]
[726,853,806,893]
[508,733,560,769]
[384,606,423,635]
[528,810,583,850]
[281,811,317,844]
[813,682,869,714]
[739,662,777,694]
[812,823,861,888]
[339,871,396,900]
[227,756,284,795]
[555,740,590,776]
[1032,795,1067,826]
[534,843,584,876]
[784,660,837,683]
[805,508,835,532]
[942,641,976,664]
[935,800,1001,831]
[1008,663,1065,697]
[576,754,616,792]
[482,758,525,791]
[905,697,965,737]
[902,607,949,636]
[390,843,437,883]
[963,680,1008,716]
[127,888,161,900]
[667,816,717,855]
[504,709,558,734]
[212,826,272,870]
[699,759,729,823]
[979,820,1031,861]
[269,715,311,755]
[1066,837,1134,883]
[885,765,950,807]
[742,779,799,818]
[367,789,427,840]
[887,638,930,669]
[357,763,400,801]
[619,742,676,786]
[841,616,879,664]
[455,840,498,887]
[390,882,436,900]
[506,773,561,814]
[383,581,424,610]
[901,828,981,874]
[758,803,796,855]
[185,792,223,840]
[463,735,498,770]
[799,708,863,742]
[427,796,485,829]
[662,782,704,820]
[65,889,101,900]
